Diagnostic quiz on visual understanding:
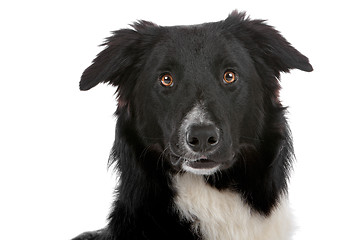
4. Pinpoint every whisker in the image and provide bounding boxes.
[157,144,170,170]
[139,145,152,160]
[238,150,247,174]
